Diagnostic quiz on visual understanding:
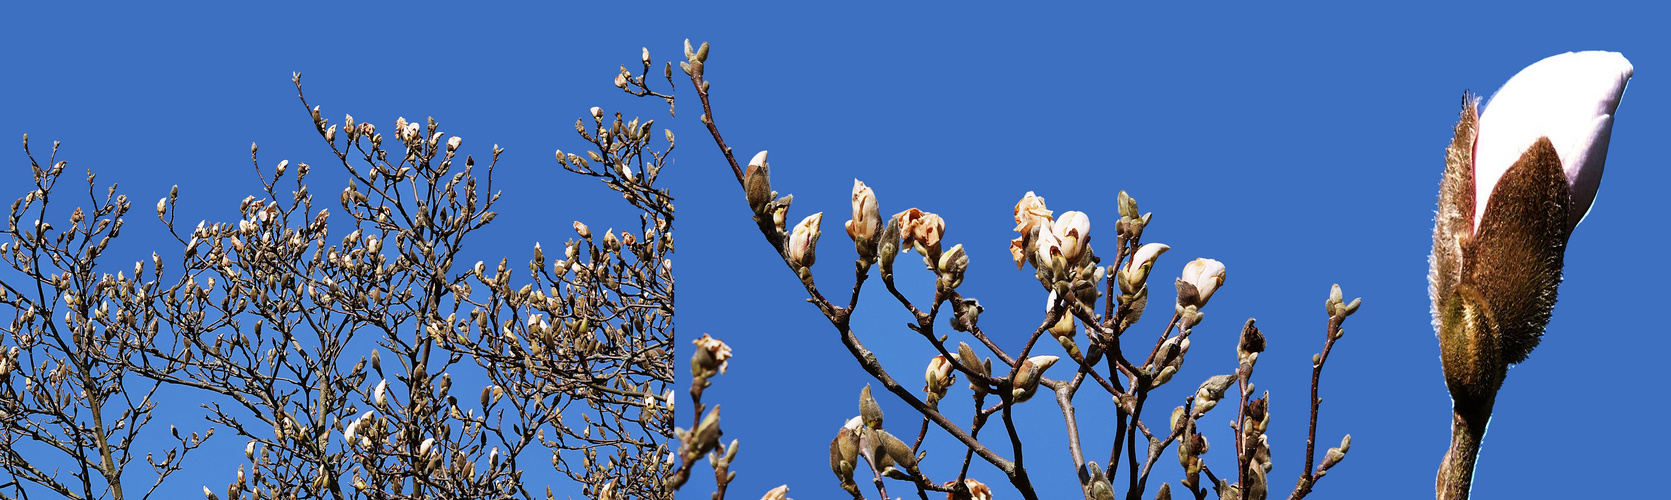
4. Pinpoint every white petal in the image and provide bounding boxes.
[1473,51,1632,234]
